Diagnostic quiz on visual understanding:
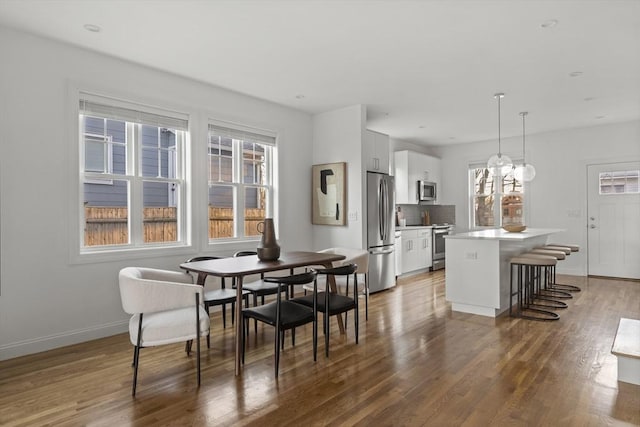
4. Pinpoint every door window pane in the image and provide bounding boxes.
[599,170,640,194]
